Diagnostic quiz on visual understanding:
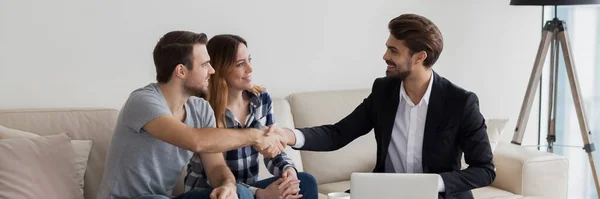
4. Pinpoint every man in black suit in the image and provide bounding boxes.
[272,13,495,199]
